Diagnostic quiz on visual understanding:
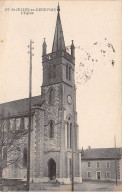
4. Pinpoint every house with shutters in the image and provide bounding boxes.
[81,147,122,181]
